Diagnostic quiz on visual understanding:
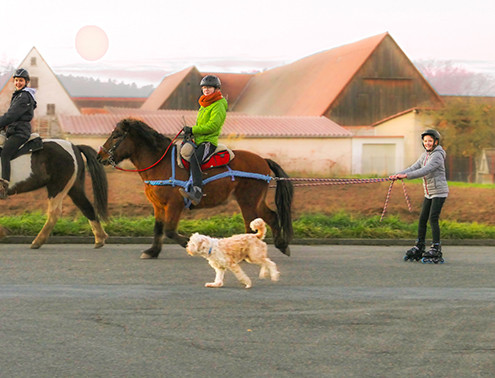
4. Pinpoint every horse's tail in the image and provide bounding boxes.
[266,159,294,254]
[78,145,109,221]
